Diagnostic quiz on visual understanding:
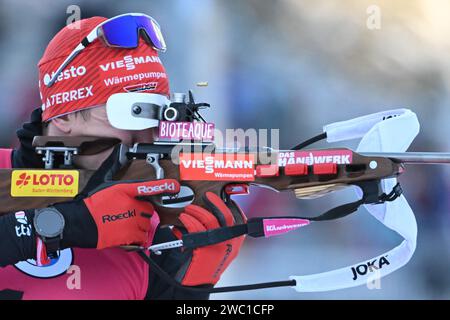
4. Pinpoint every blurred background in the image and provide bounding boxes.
[0,0,449,299]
